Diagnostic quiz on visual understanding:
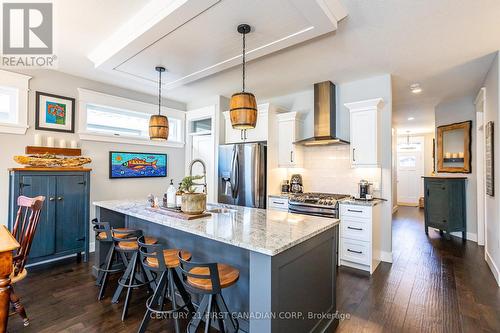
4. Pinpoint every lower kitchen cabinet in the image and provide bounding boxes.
[8,168,91,264]
[339,203,381,274]
[423,176,466,239]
